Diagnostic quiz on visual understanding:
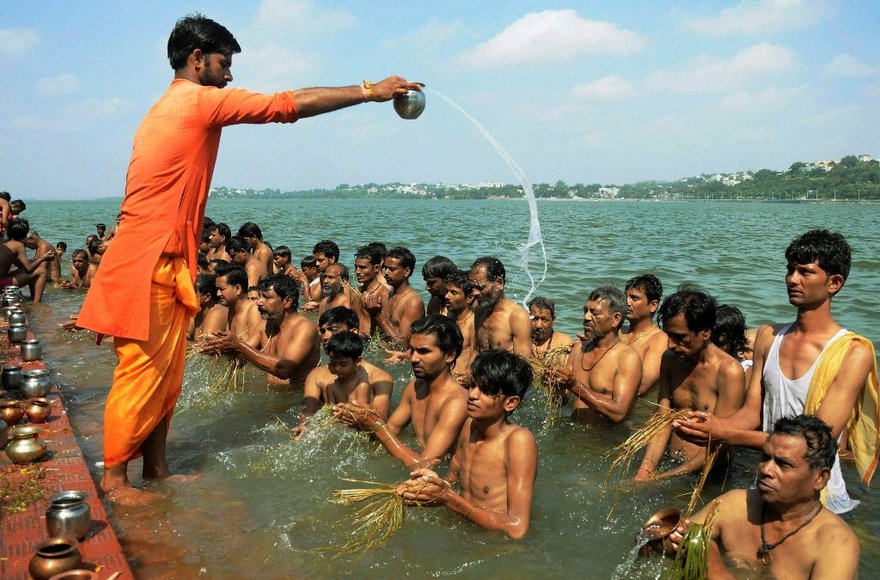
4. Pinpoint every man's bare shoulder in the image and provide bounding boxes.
[646,329,668,351]
[754,323,787,349]
[614,342,642,367]
[360,360,393,382]
[306,364,335,386]
[505,423,537,449]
